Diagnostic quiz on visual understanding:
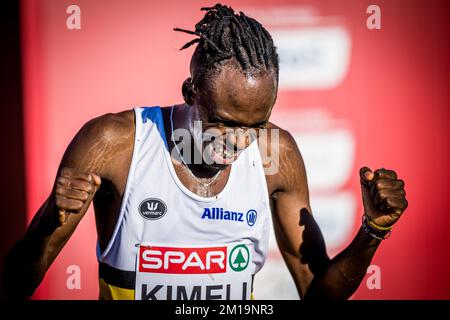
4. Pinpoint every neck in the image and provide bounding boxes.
[169,104,226,179]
